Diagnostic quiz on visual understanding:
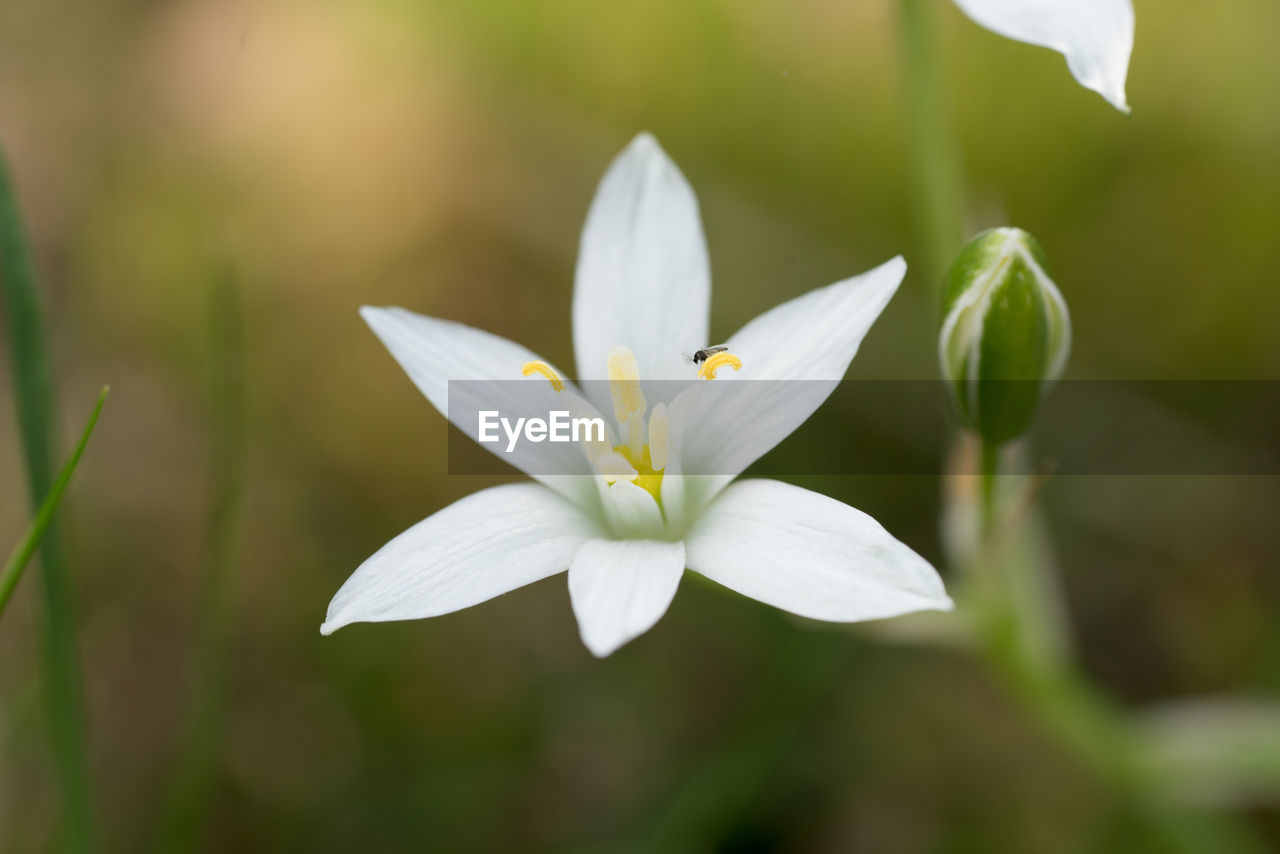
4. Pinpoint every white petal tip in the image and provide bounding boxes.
[319,621,339,636]
[580,626,642,658]
[358,306,394,332]
[1096,84,1130,114]
[626,131,661,154]
[614,131,680,176]
[583,640,620,659]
